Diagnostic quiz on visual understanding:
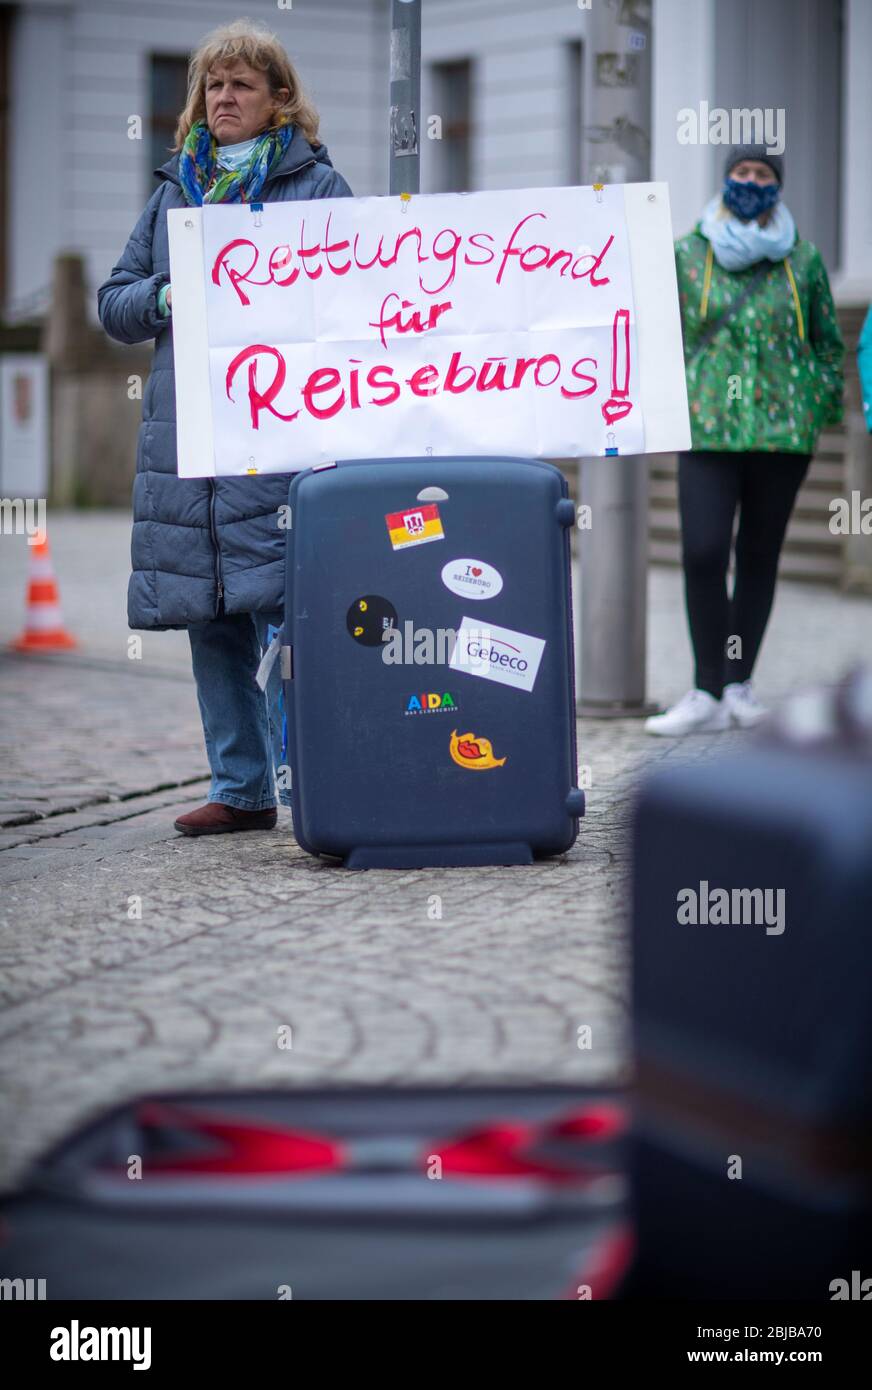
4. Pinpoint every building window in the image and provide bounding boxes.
[431,60,472,192]
[149,54,189,178]
[0,3,12,313]
[565,40,583,185]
